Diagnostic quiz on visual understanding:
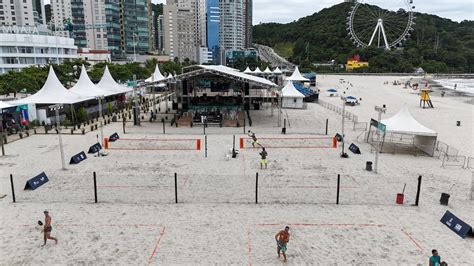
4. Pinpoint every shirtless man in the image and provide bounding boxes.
[247,130,261,148]
[42,210,58,246]
[275,226,290,262]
